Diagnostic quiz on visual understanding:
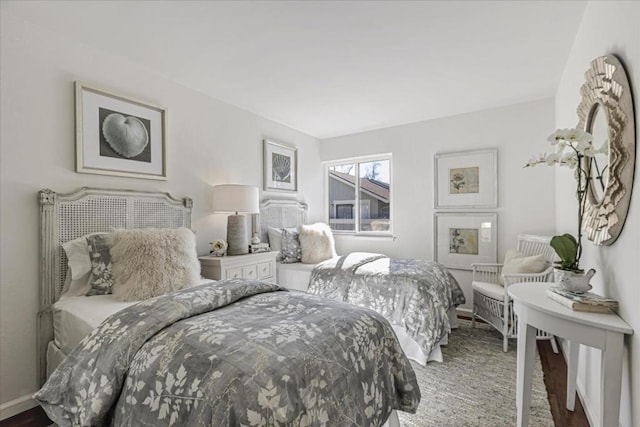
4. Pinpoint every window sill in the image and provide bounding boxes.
[332,232,395,240]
